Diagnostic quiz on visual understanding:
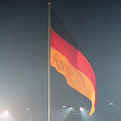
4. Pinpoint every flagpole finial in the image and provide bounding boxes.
[48,0,52,6]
